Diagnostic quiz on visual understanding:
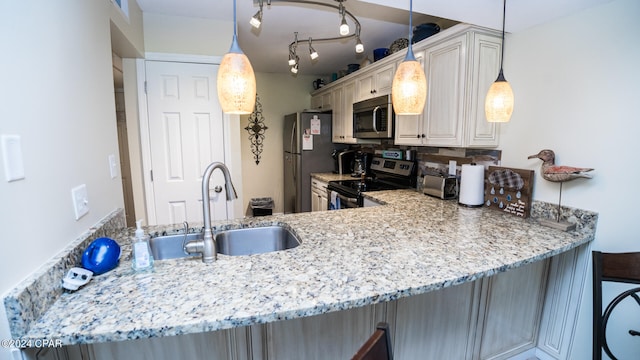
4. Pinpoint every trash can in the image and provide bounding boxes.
[250,197,274,217]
